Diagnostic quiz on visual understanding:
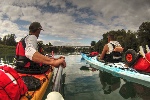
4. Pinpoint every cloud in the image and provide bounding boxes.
[20,7,42,22]
[0,0,149,46]
[69,0,150,30]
